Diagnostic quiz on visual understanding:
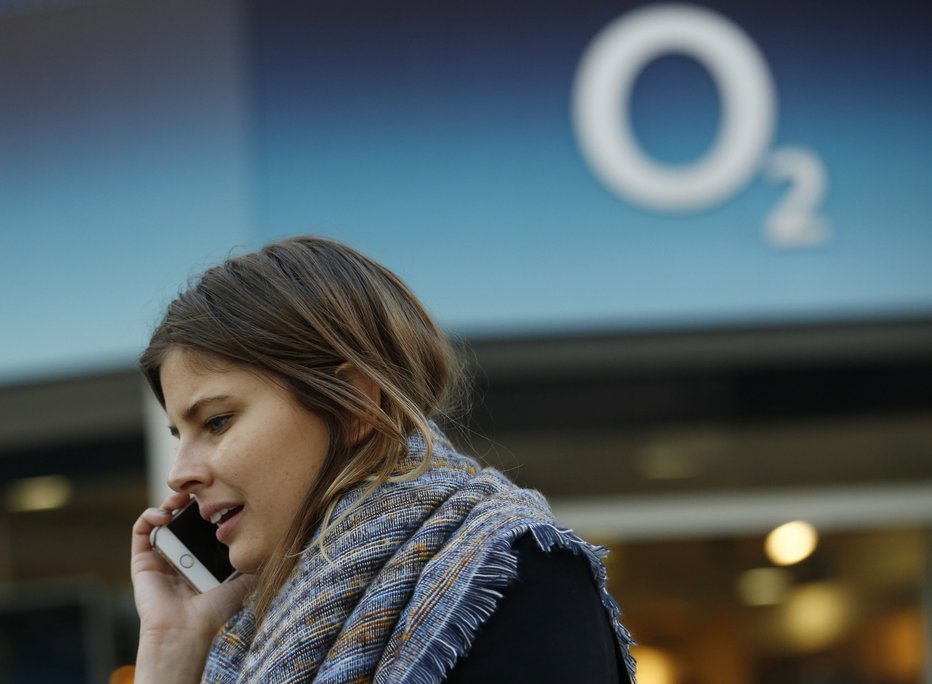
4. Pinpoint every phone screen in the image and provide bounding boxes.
[169,502,235,582]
